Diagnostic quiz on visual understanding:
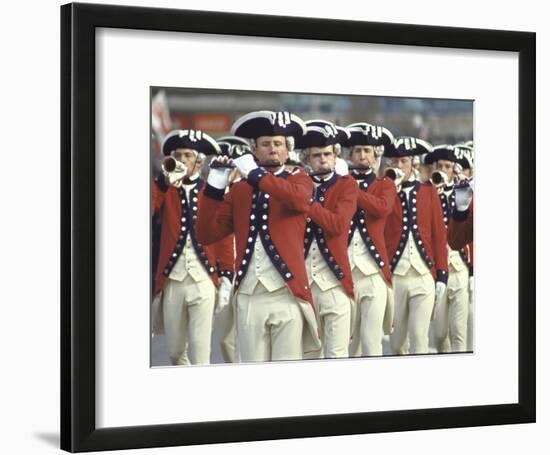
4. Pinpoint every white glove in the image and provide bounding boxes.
[233,154,258,178]
[392,168,405,188]
[215,276,233,315]
[432,281,447,320]
[454,183,473,211]
[334,157,349,175]
[207,156,233,189]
